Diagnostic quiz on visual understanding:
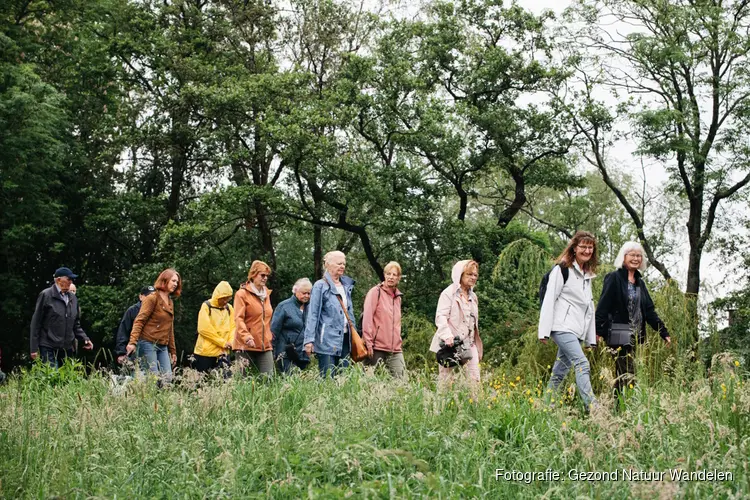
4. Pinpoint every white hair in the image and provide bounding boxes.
[292,277,312,293]
[614,241,648,271]
[323,250,346,271]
